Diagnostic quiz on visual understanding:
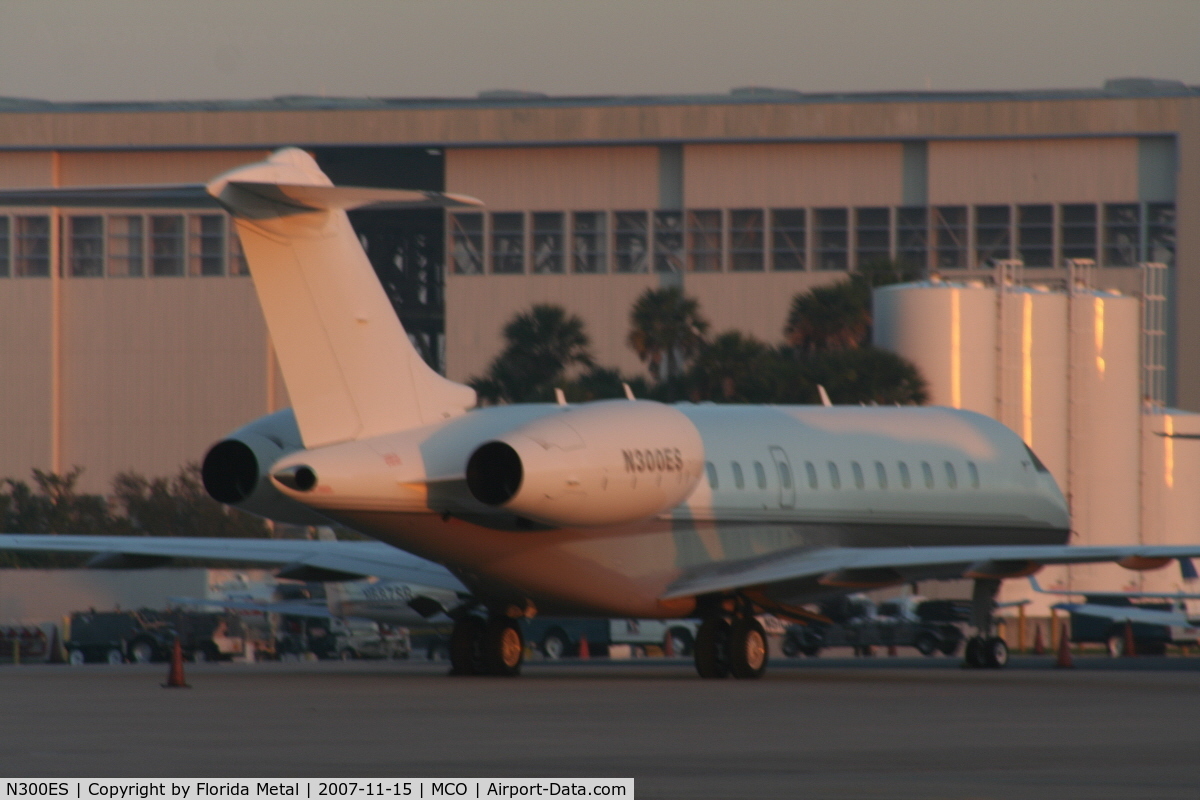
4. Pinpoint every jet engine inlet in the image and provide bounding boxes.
[274,465,318,492]
[466,441,523,506]
[202,440,260,504]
